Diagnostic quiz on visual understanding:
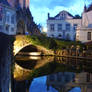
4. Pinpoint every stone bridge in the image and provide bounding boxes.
[14,35,54,56]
